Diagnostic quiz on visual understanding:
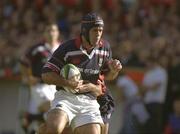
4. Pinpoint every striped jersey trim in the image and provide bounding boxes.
[44,62,60,73]
[64,49,109,61]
